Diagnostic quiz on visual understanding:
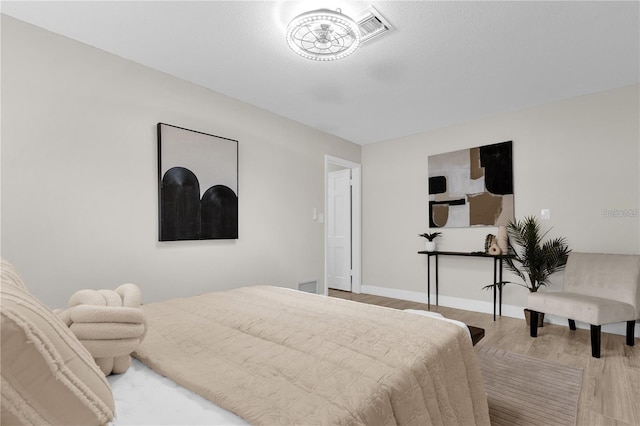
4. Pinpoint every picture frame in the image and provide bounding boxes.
[157,123,238,241]
[428,141,514,228]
